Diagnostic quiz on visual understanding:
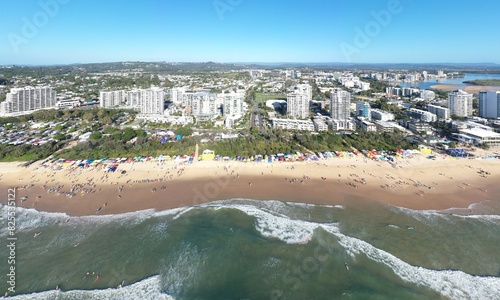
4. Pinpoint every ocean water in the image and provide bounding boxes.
[398,73,500,90]
[1,198,499,300]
